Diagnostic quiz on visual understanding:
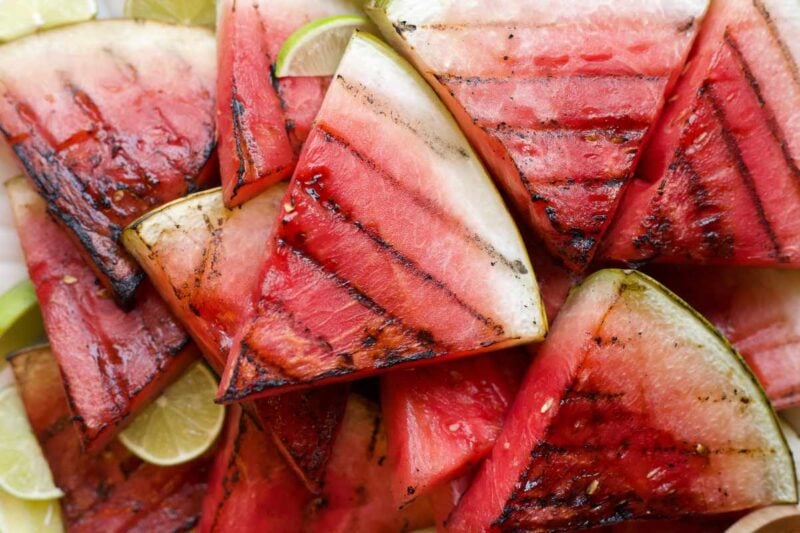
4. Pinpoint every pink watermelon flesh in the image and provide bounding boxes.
[0,21,217,306]
[216,0,358,207]
[7,177,197,451]
[218,34,545,402]
[648,265,800,410]
[449,269,795,531]
[123,187,348,492]
[368,0,709,271]
[381,349,527,505]
[602,0,800,267]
